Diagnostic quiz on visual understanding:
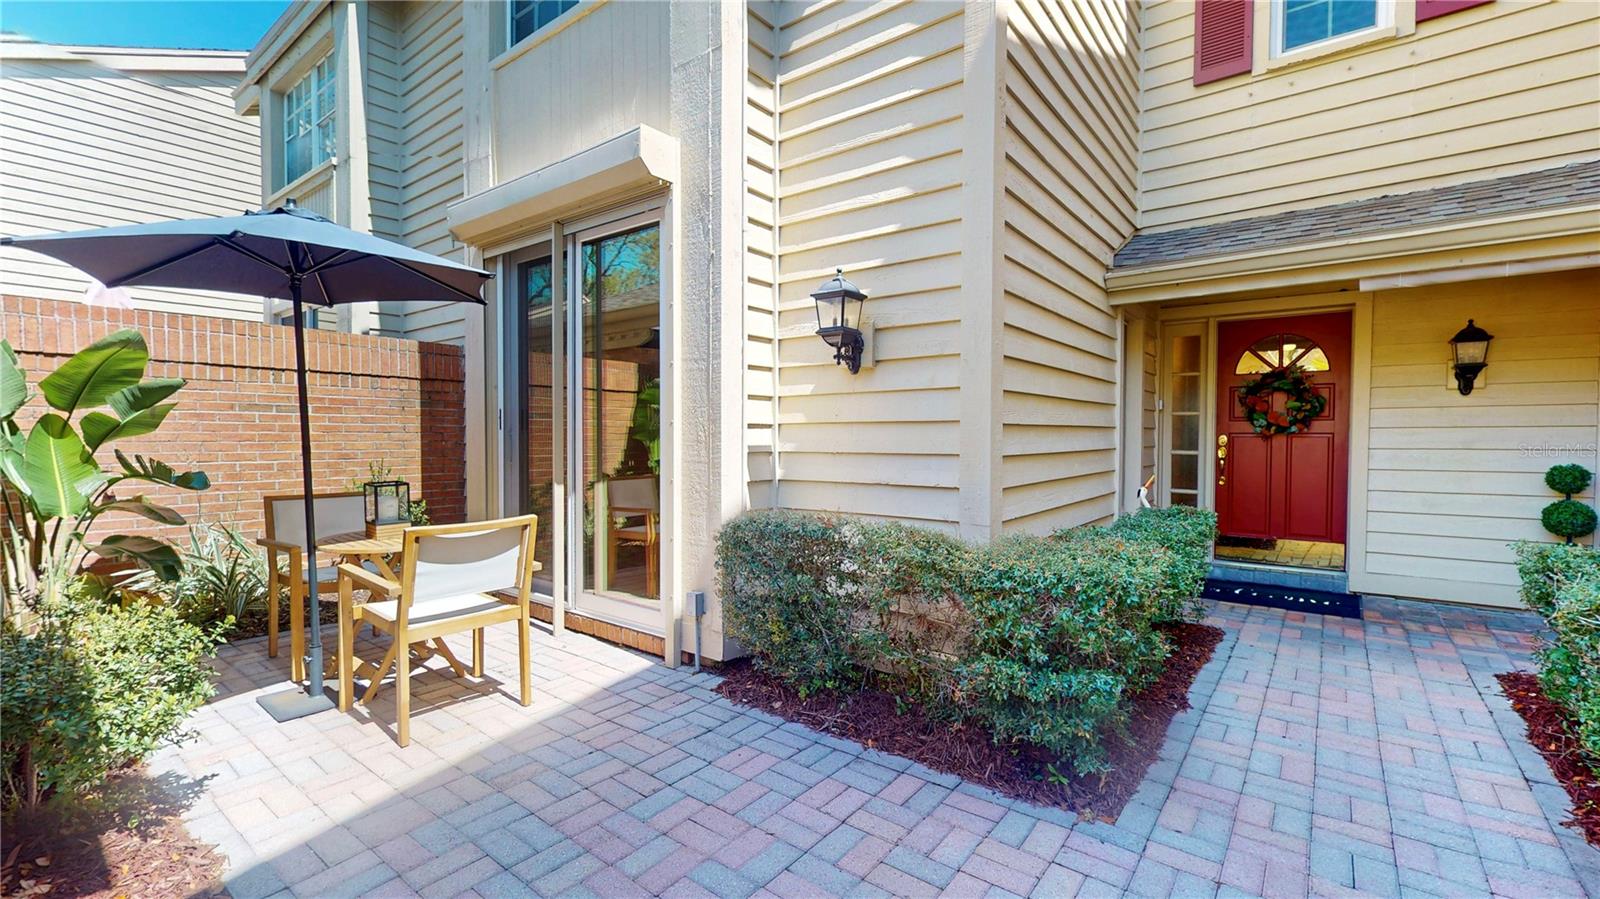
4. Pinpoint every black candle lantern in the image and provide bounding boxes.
[1449,319,1492,395]
[811,268,868,374]
[363,479,410,537]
